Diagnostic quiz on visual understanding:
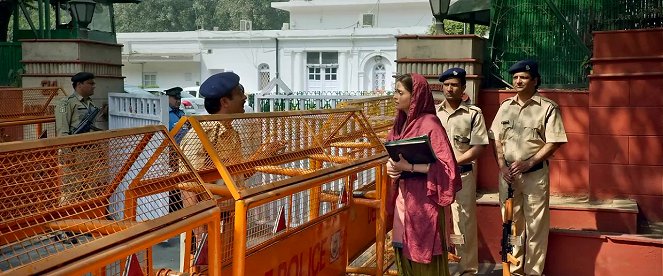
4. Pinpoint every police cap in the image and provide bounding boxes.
[164,87,183,99]
[439,67,466,83]
[71,72,95,84]
[508,60,540,77]
[200,72,240,98]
